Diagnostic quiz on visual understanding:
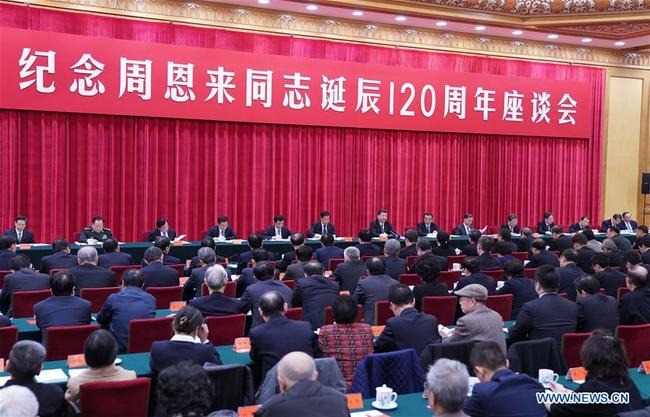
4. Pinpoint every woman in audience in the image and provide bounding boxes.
[318,296,374,385]
[65,329,136,404]
[156,361,215,417]
[149,305,222,375]
[547,330,643,416]
[413,254,449,311]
